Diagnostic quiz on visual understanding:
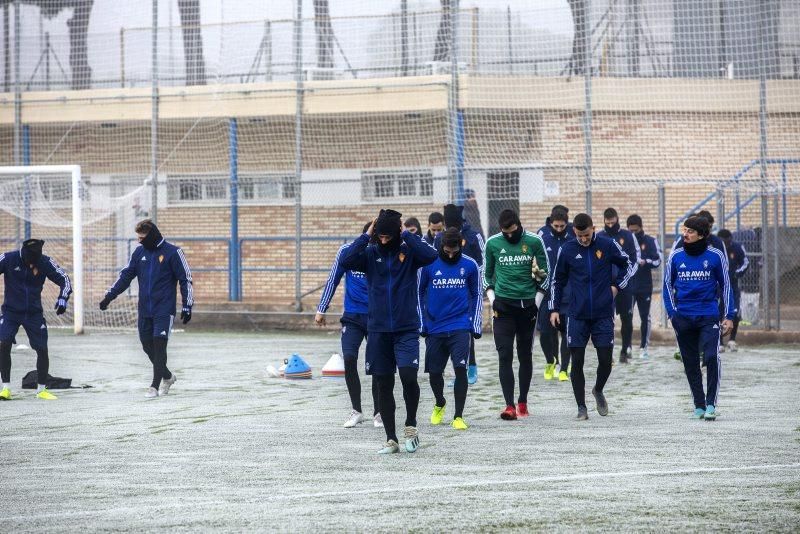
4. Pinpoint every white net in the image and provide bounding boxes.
[0,167,150,331]
[0,0,799,325]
